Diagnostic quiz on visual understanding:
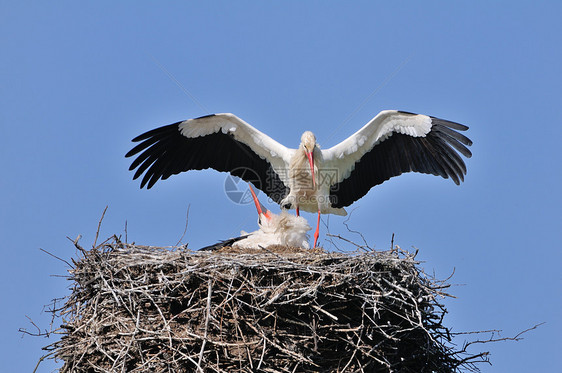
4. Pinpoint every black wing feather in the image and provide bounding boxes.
[126,122,289,203]
[330,115,472,208]
[197,235,250,251]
